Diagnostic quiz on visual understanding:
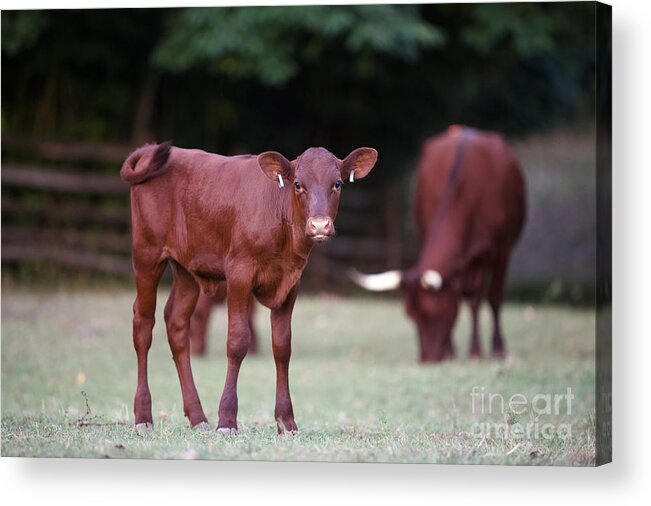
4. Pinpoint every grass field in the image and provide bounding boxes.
[1,287,596,465]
